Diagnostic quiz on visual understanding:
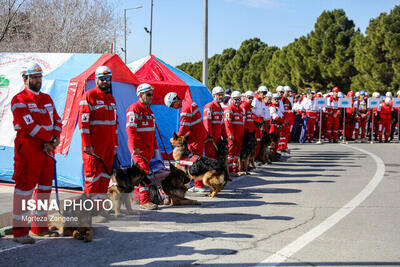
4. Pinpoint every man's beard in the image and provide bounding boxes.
[28,80,41,92]
[99,83,111,92]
